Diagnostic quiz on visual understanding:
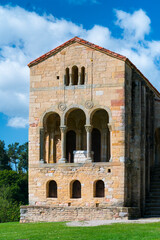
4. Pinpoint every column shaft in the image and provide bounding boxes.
[85,125,92,162]
[49,130,54,163]
[59,126,67,163]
